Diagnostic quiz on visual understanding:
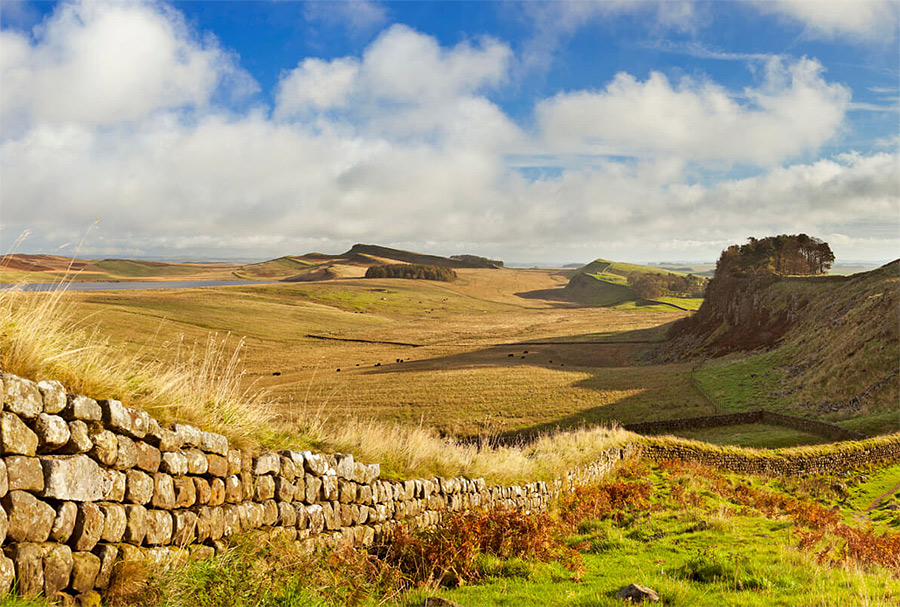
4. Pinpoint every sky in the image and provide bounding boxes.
[1,0,898,265]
